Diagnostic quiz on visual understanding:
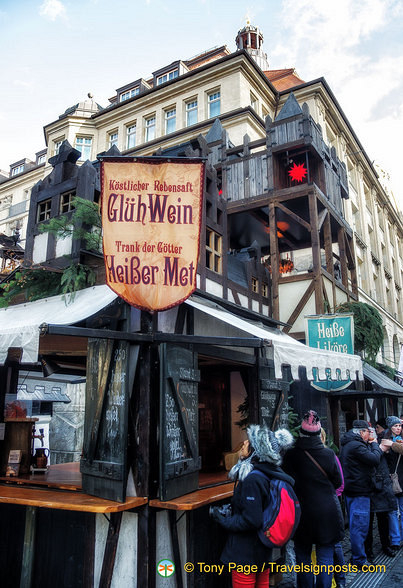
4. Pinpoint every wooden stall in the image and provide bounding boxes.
[0,285,363,587]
